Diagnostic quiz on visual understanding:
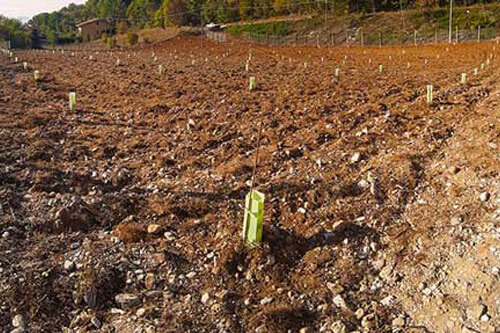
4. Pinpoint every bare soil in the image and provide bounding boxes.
[0,37,498,332]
